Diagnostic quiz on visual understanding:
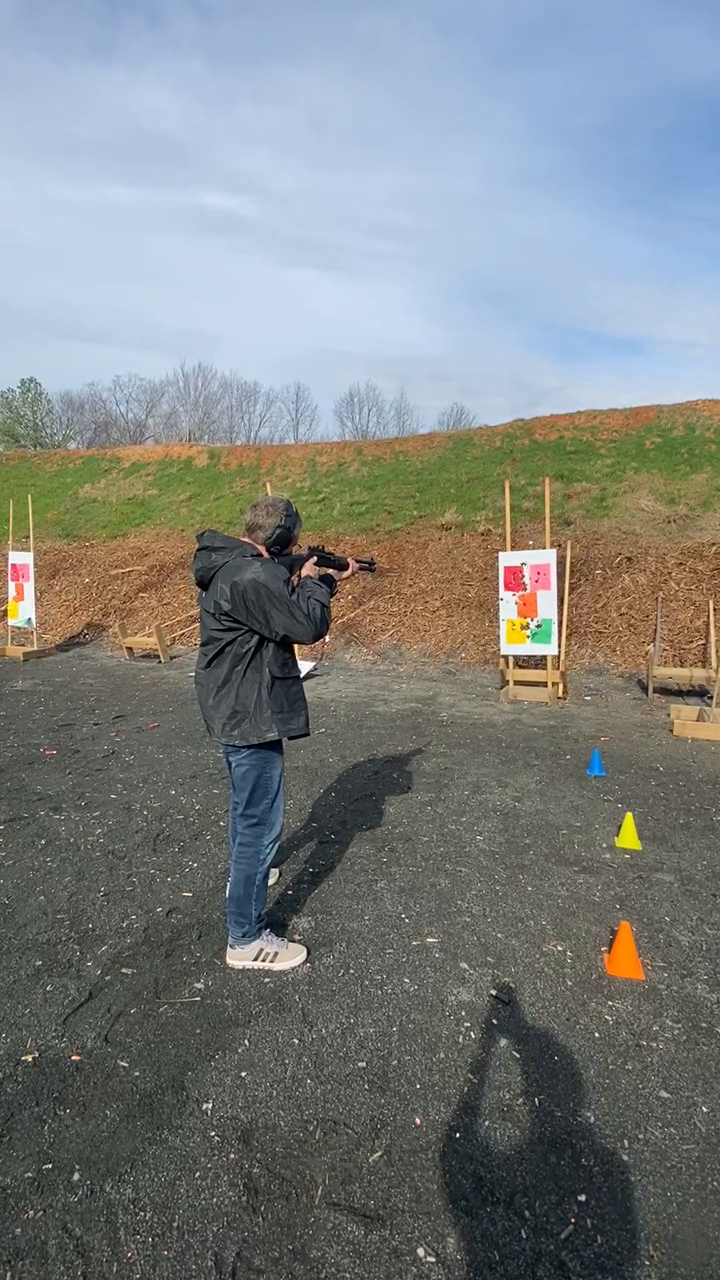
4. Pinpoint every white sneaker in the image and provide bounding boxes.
[226,929,308,972]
